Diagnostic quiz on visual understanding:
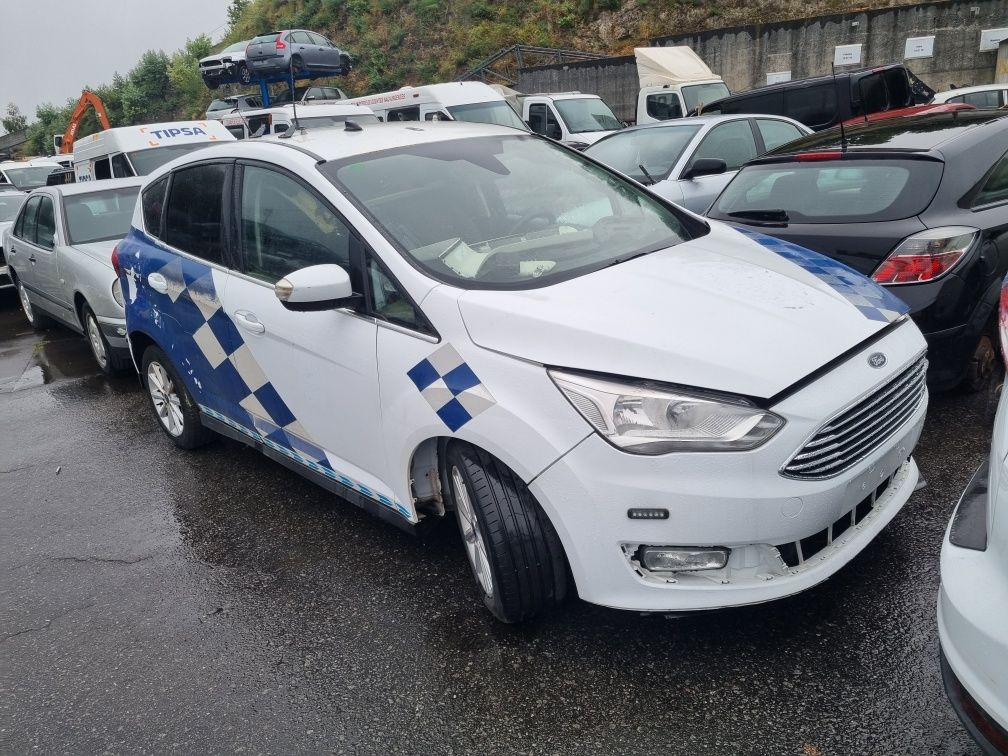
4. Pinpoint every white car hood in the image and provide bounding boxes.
[457,223,909,399]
